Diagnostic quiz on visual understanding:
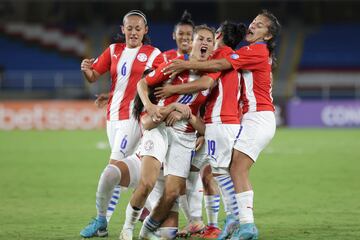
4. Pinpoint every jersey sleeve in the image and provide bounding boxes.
[145,61,169,86]
[146,48,165,70]
[226,45,267,71]
[92,47,111,75]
